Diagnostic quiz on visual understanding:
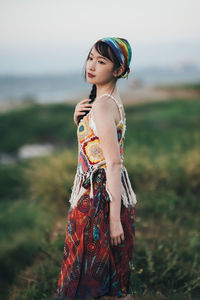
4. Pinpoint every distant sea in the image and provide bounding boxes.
[0,66,200,104]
